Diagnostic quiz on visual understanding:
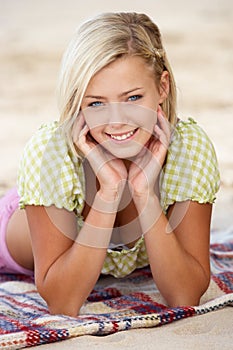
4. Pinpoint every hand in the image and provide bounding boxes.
[128,106,171,200]
[72,113,127,200]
